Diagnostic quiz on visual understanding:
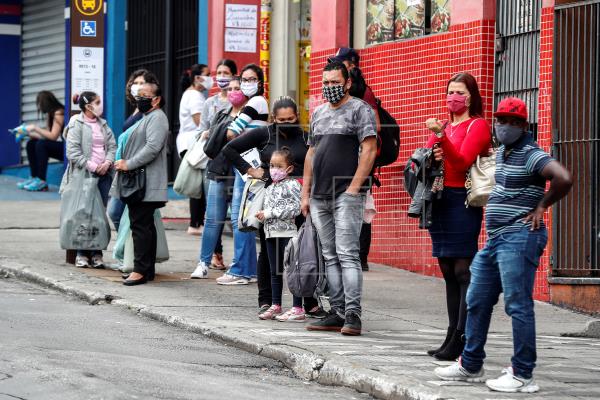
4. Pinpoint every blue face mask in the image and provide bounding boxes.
[495,124,524,146]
